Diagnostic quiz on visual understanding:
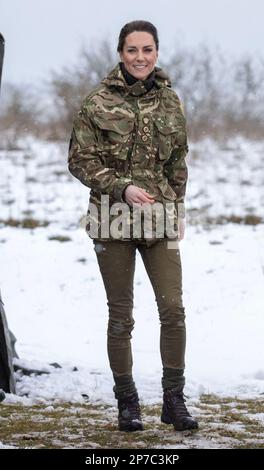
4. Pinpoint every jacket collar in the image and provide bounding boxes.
[101,63,171,97]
